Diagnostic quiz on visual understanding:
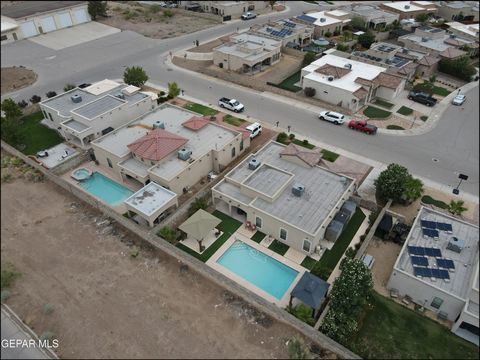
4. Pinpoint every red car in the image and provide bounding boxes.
[348,120,377,135]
